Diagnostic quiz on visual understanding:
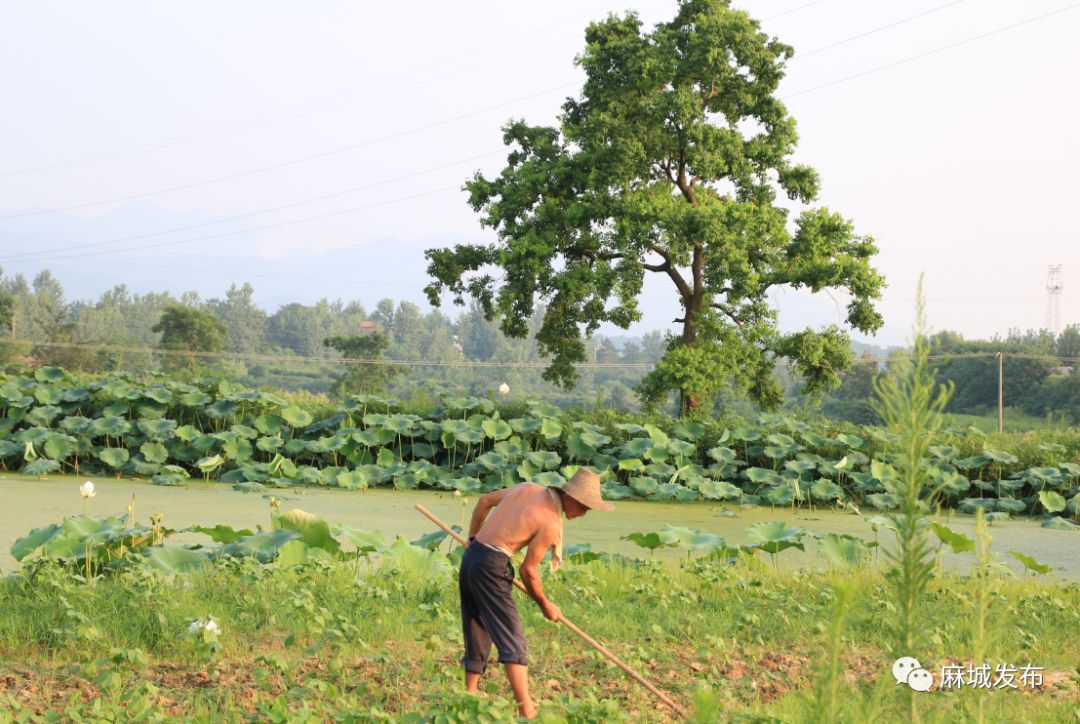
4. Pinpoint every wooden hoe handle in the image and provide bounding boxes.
[414,503,689,719]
